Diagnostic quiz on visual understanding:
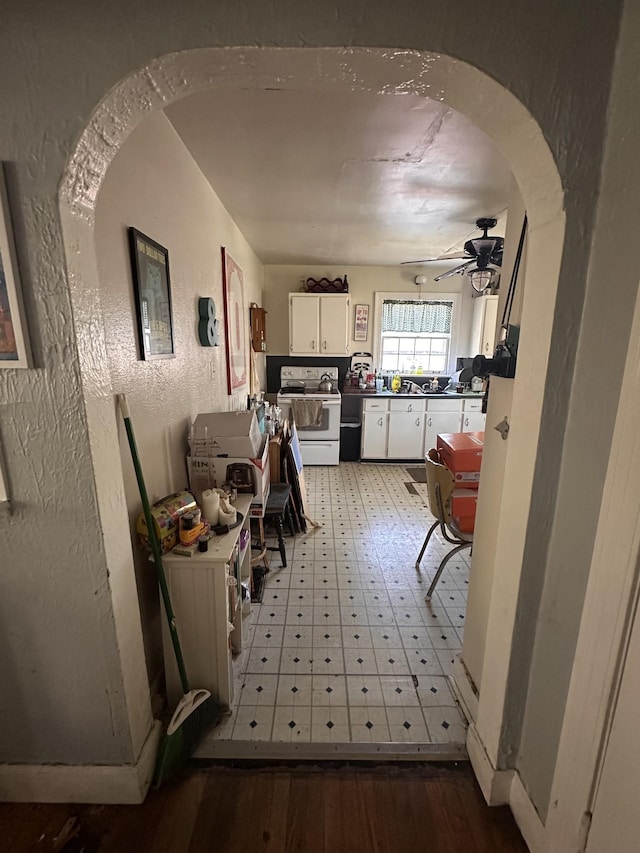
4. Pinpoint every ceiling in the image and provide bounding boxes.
[165,87,512,267]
